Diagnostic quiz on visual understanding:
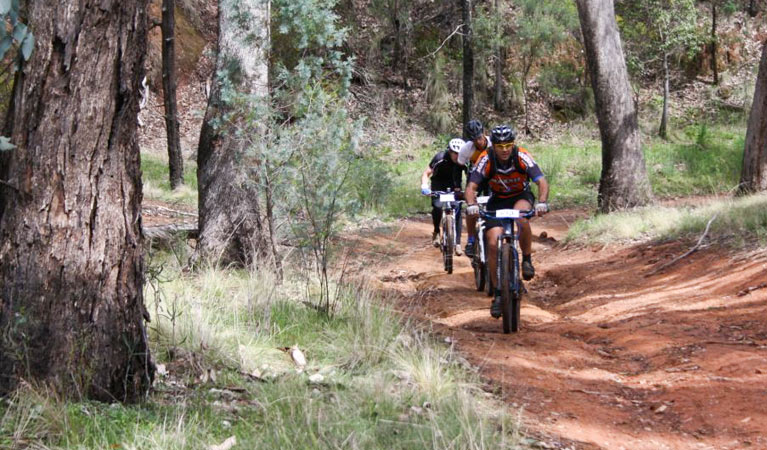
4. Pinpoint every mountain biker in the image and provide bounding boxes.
[421,138,467,255]
[464,125,550,319]
[458,119,492,259]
